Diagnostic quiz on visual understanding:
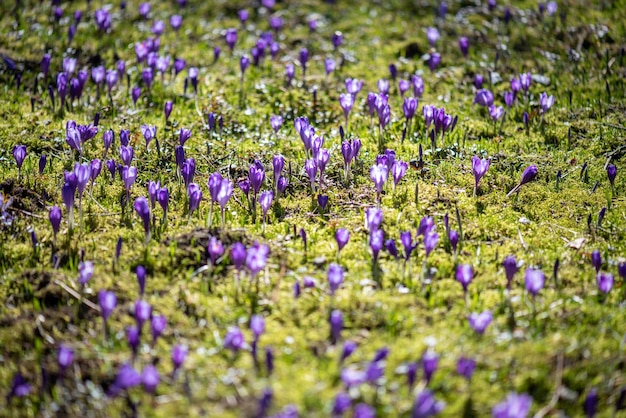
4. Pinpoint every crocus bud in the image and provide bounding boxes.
[38,154,47,174]
[330,309,343,343]
[584,388,598,418]
[459,36,469,57]
[590,250,602,272]
[136,265,147,296]
[172,344,188,373]
[13,145,26,170]
[607,164,617,188]
[164,101,173,122]
[503,255,519,289]
[422,351,438,384]
[49,206,62,239]
[58,345,74,374]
